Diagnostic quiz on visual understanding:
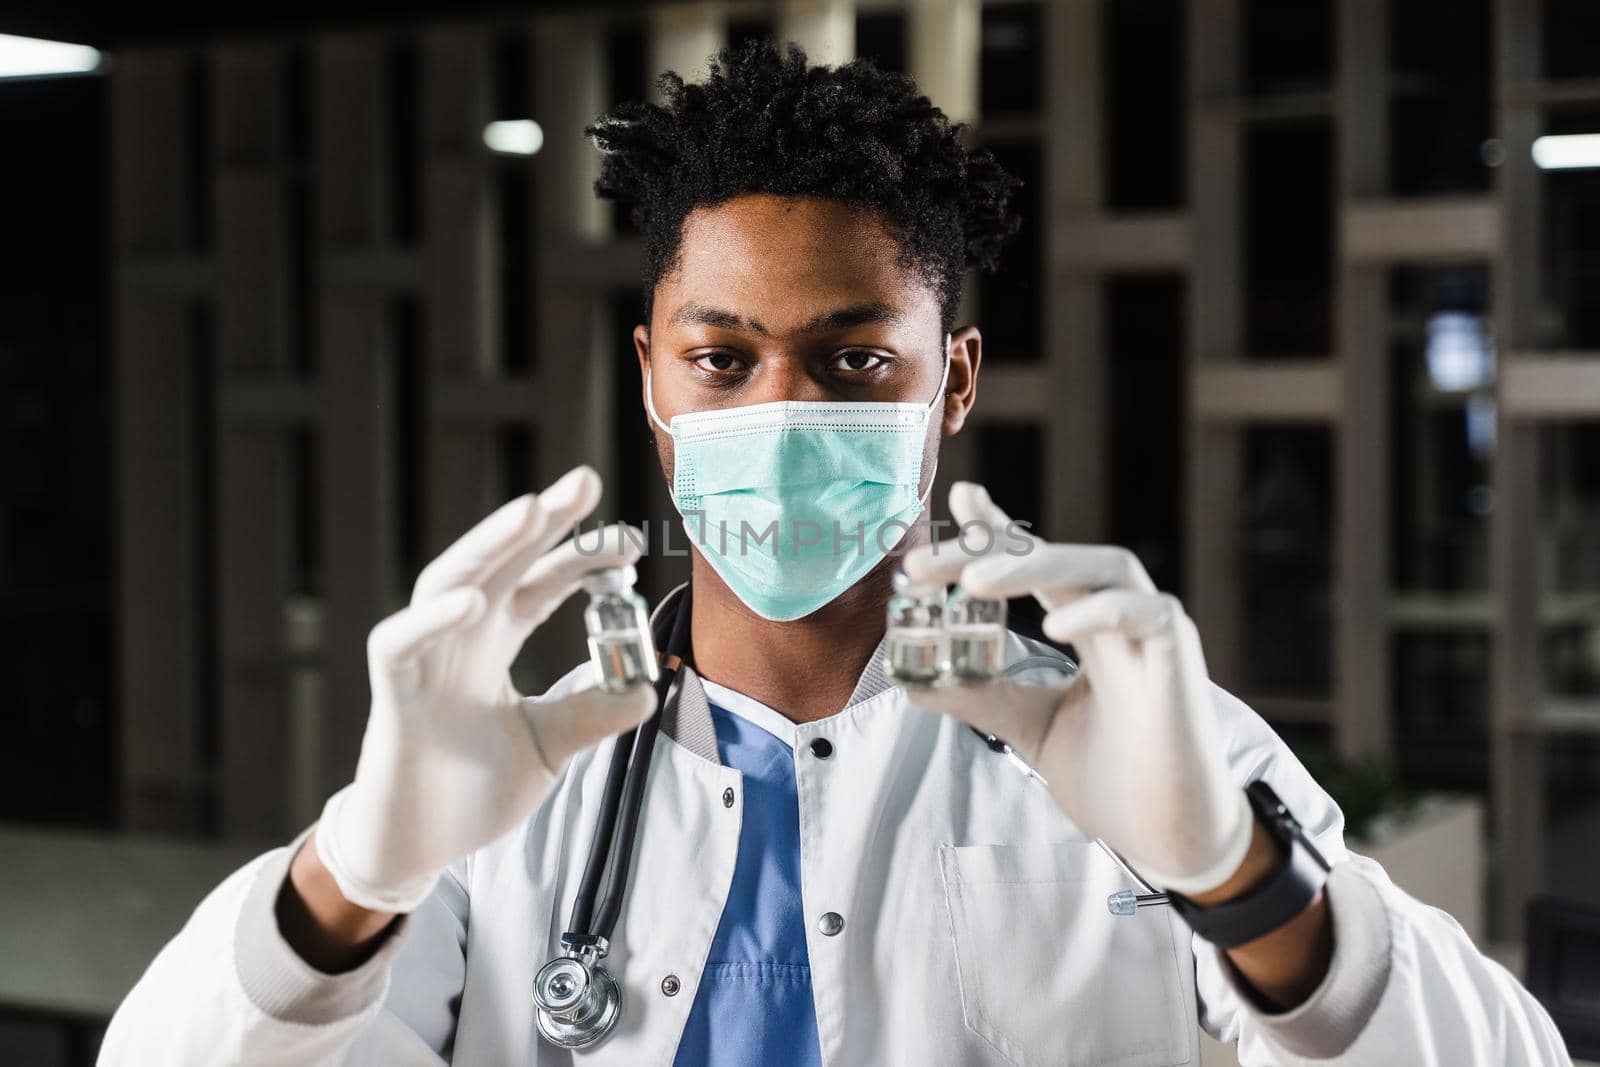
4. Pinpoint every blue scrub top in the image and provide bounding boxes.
[672,694,823,1066]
